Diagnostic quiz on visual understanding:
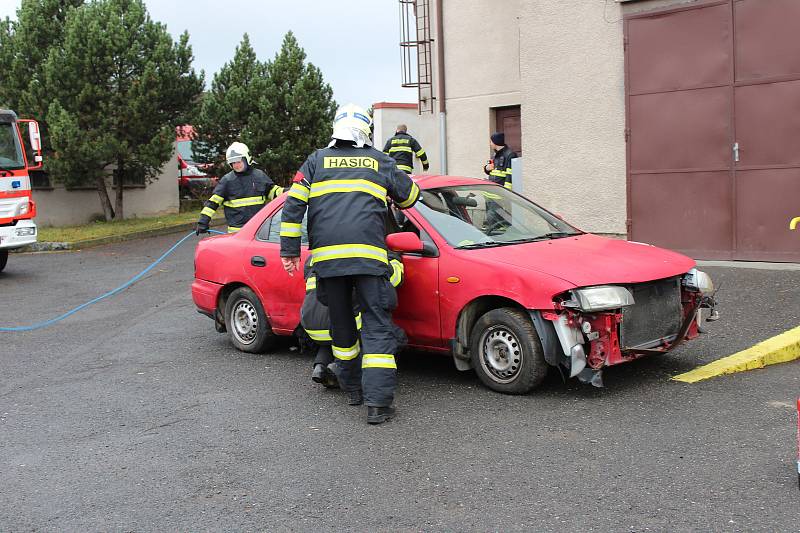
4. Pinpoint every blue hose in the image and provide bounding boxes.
[0,228,226,332]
